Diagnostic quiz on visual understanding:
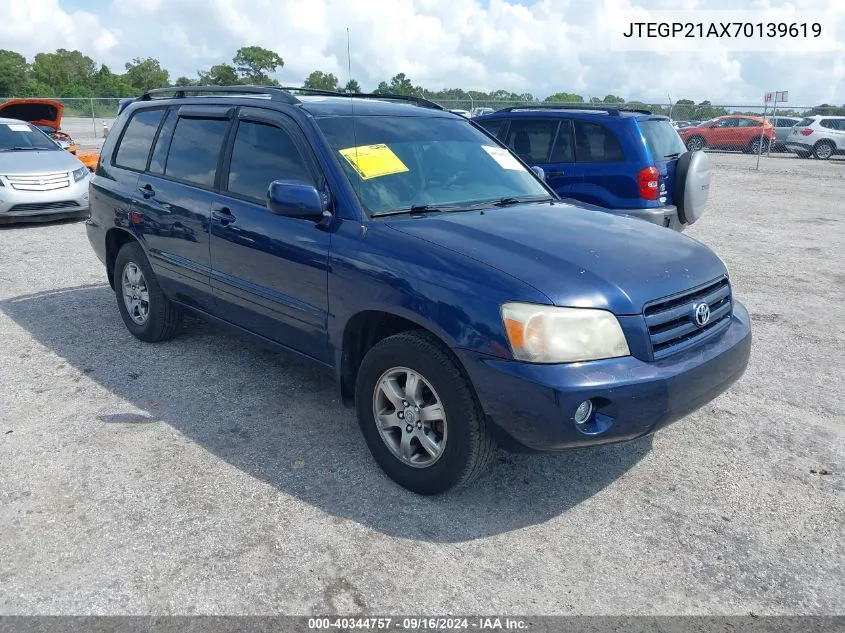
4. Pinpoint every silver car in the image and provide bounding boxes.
[0,117,90,224]
[784,115,845,160]
[770,116,801,151]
